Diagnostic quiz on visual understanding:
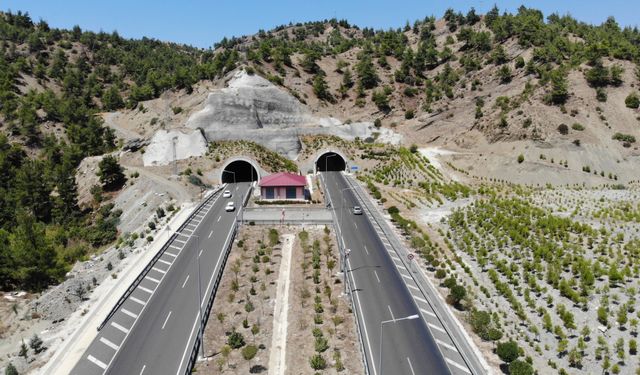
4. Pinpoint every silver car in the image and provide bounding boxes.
[353,206,363,215]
